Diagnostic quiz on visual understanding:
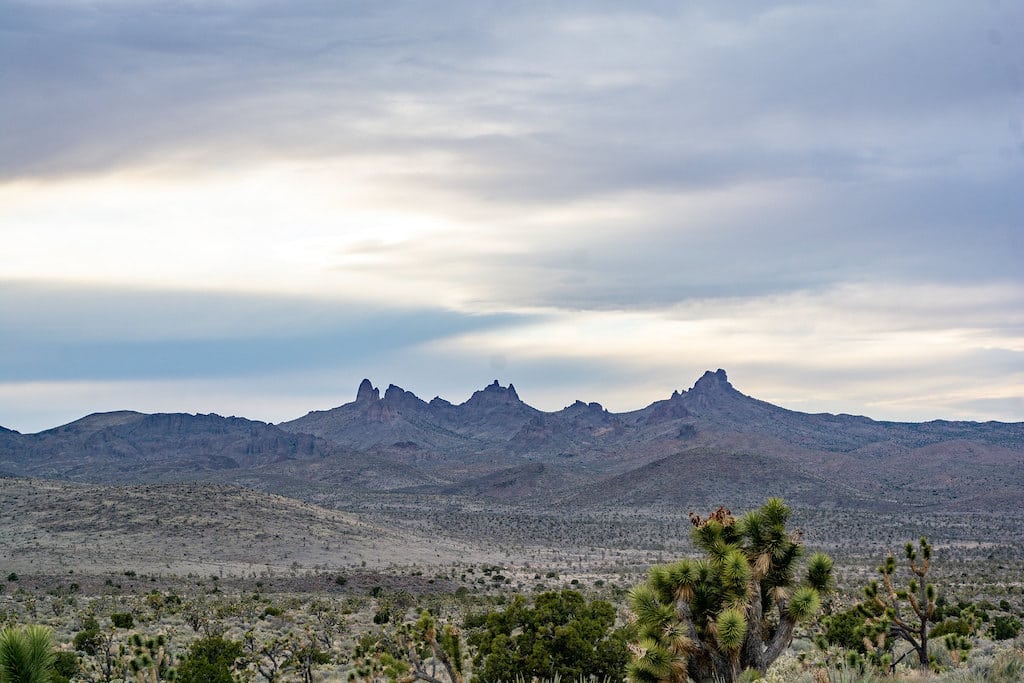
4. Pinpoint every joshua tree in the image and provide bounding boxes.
[400,611,465,683]
[861,537,938,670]
[0,625,57,683]
[127,633,176,683]
[243,631,291,683]
[627,498,833,683]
